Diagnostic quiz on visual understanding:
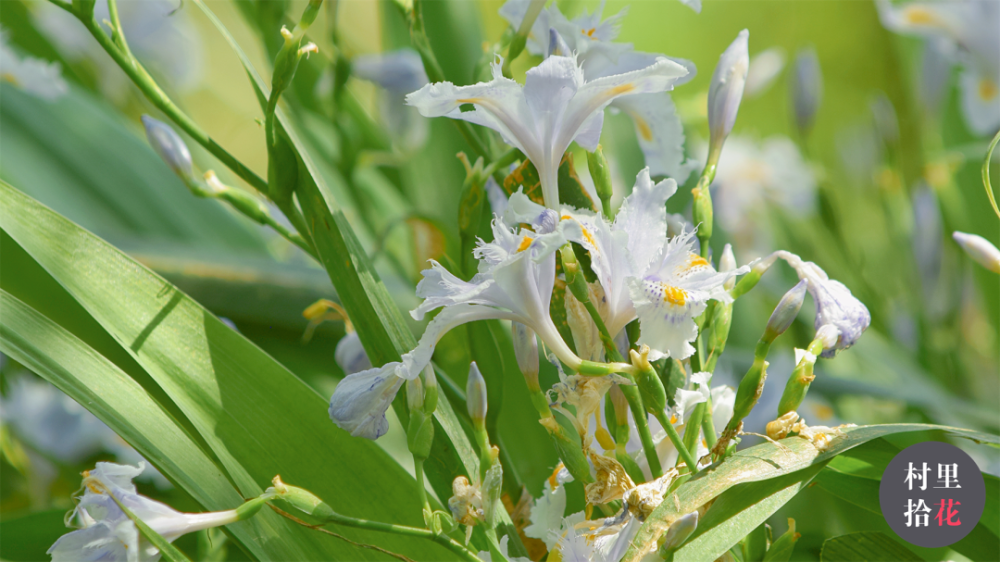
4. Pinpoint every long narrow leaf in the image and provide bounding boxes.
[0,181,452,560]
